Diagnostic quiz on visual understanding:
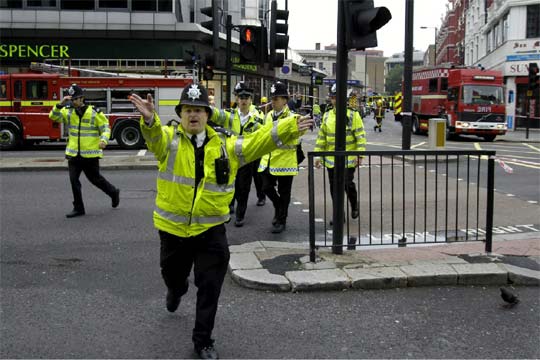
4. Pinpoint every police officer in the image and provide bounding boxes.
[209,81,266,225]
[129,83,313,359]
[315,83,367,221]
[258,81,301,233]
[49,84,120,218]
